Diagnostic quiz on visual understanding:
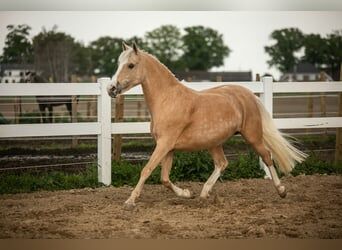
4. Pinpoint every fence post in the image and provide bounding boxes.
[14,97,21,124]
[97,77,112,185]
[319,71,327,135]
[71,75,79,148]
[306,75,313,127]
[336,93,342,164]
[113,95,124,161]
[71,95,78,147]
[255,73,261,97]
[137,99,142,121]
[260,76,273,179]
[335,65,342,164]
